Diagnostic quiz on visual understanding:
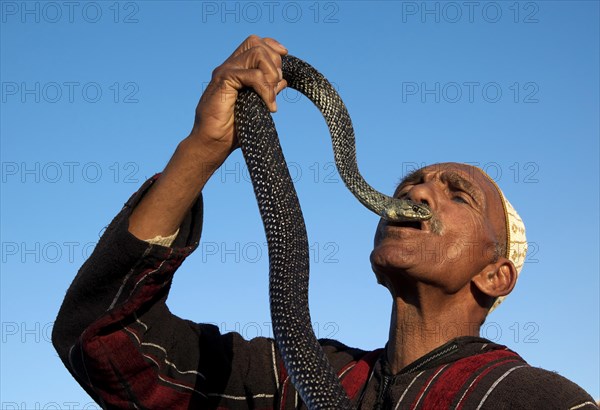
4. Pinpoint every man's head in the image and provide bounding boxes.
[370,162,526,316]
